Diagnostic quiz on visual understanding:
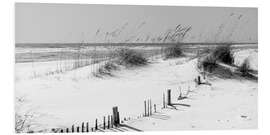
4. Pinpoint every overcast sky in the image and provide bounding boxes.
[15,3,257,43]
